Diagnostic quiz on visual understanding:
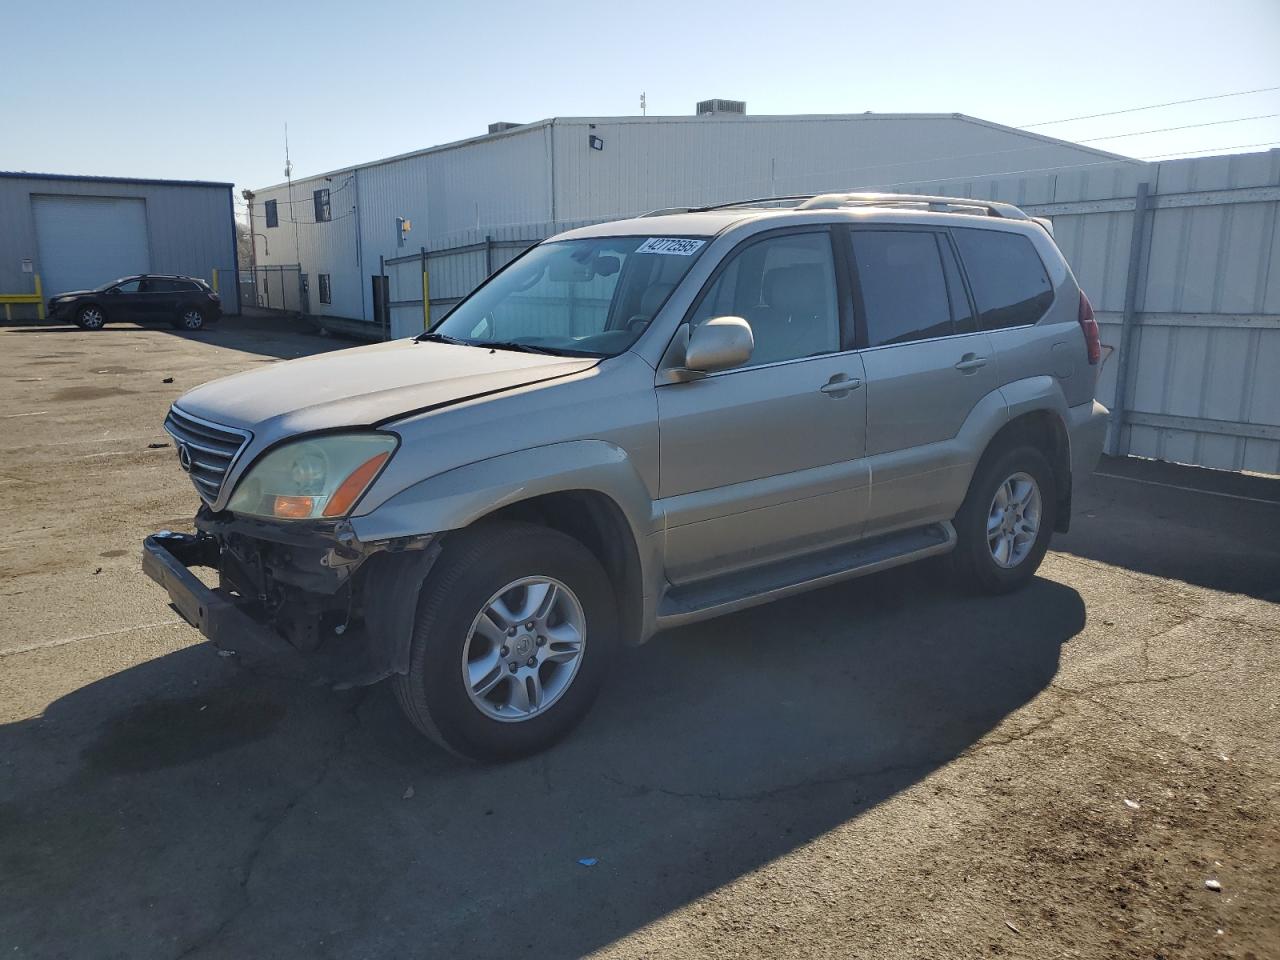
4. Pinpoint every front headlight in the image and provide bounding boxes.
[227,433,398,520]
